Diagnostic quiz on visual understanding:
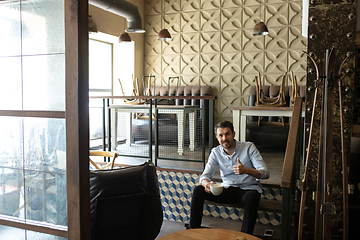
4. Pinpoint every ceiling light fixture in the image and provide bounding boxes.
[119,32,131,43]
[88,15,98,33]
[119,19,132,43]
[158,29,172,41]
[253,0,268,36]
[158,0,172,41]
